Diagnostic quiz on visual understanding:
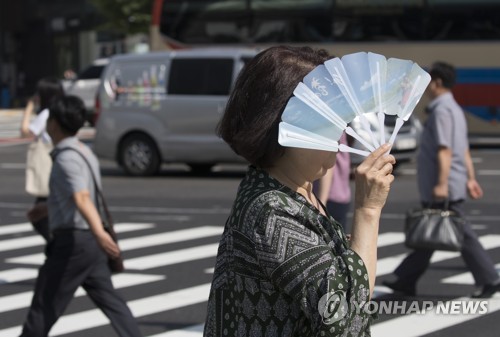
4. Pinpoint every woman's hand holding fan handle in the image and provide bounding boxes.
[354,143,396,212]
